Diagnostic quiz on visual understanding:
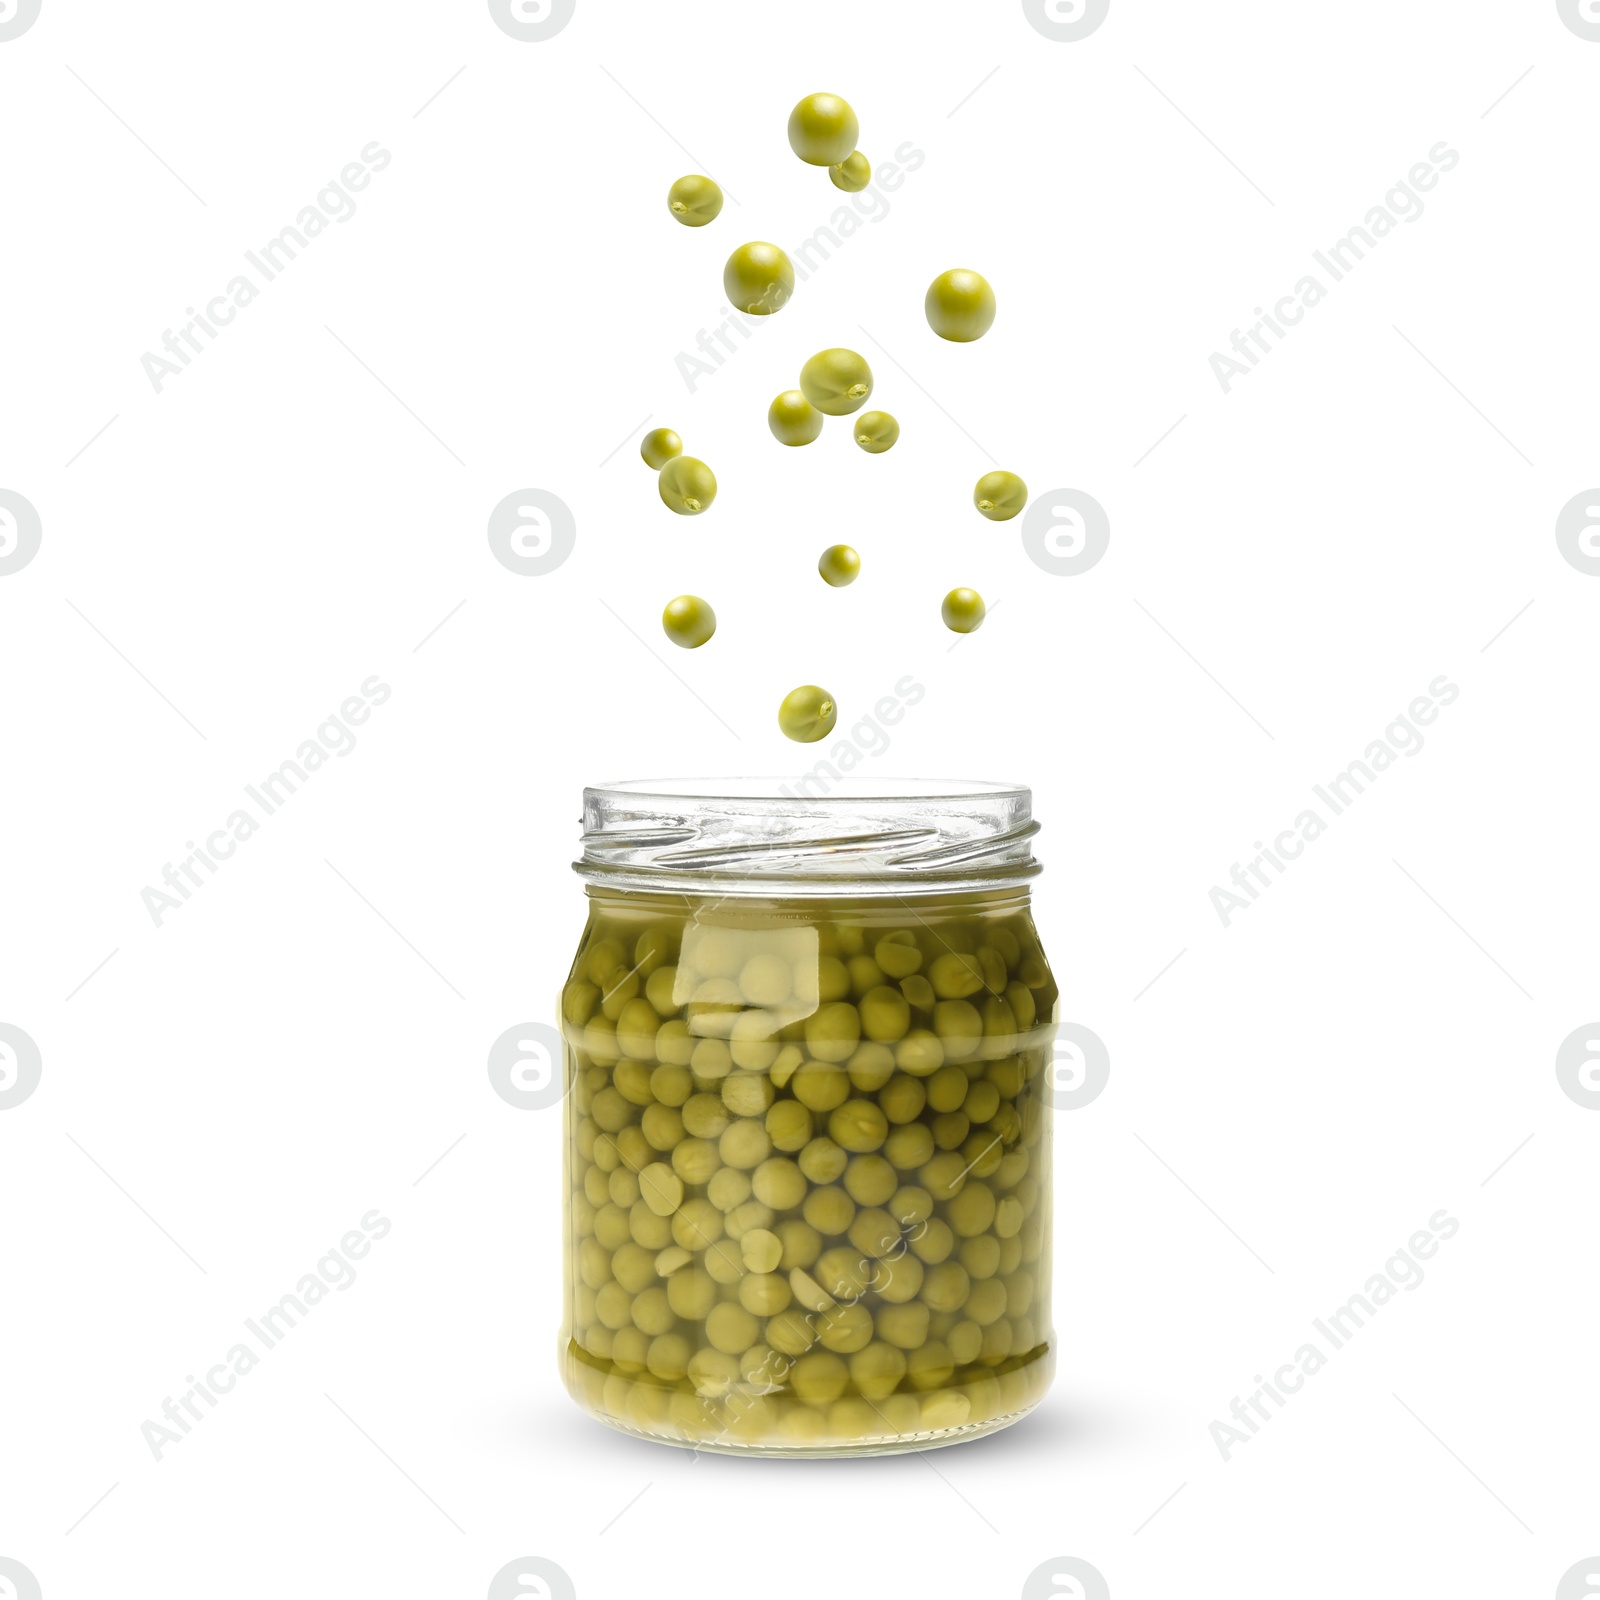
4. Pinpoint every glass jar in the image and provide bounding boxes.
[558,778,1057,1456]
